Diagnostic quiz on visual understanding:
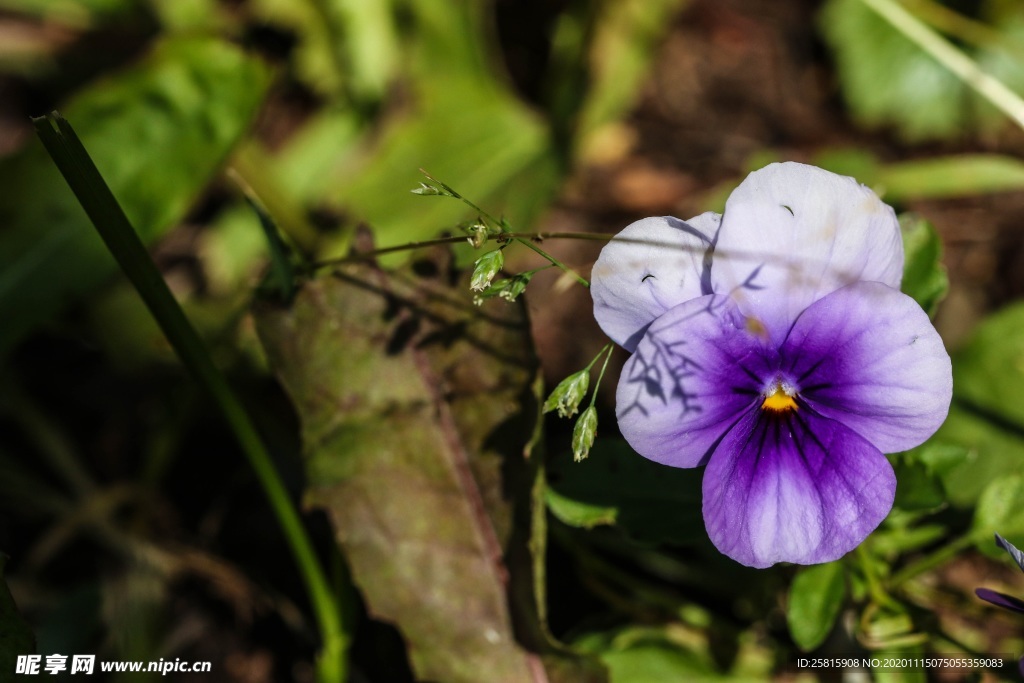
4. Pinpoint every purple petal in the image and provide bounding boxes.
[592,213,719,351]
[995,534,1024,574]
[975,588,1024,614]
[782,281,952,454]
[616,294,771,468]
[711,162,903,345]
[703,407,896,568]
